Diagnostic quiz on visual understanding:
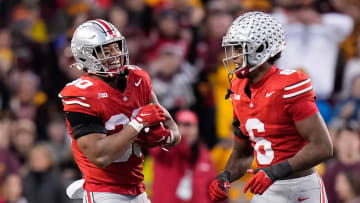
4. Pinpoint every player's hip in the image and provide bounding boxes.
[83,191,151,203]
[251,171,327,203]
[279,167,315,180]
